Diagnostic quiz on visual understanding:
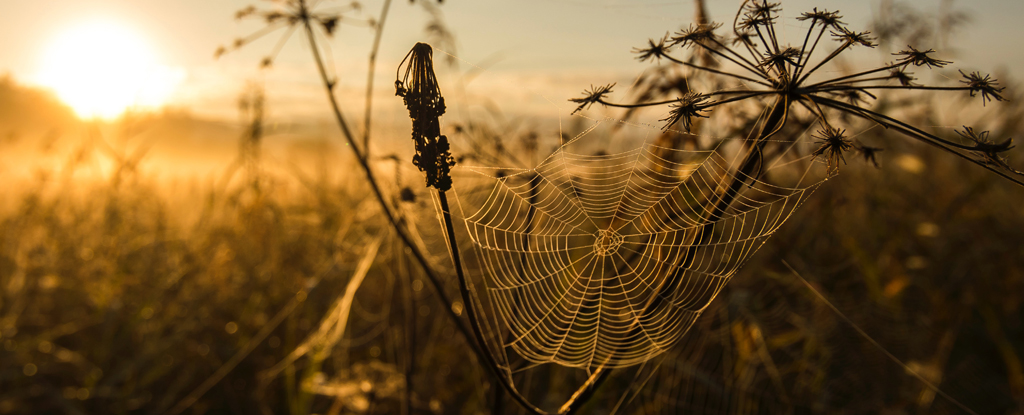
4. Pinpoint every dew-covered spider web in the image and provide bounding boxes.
[449,118,828,370]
